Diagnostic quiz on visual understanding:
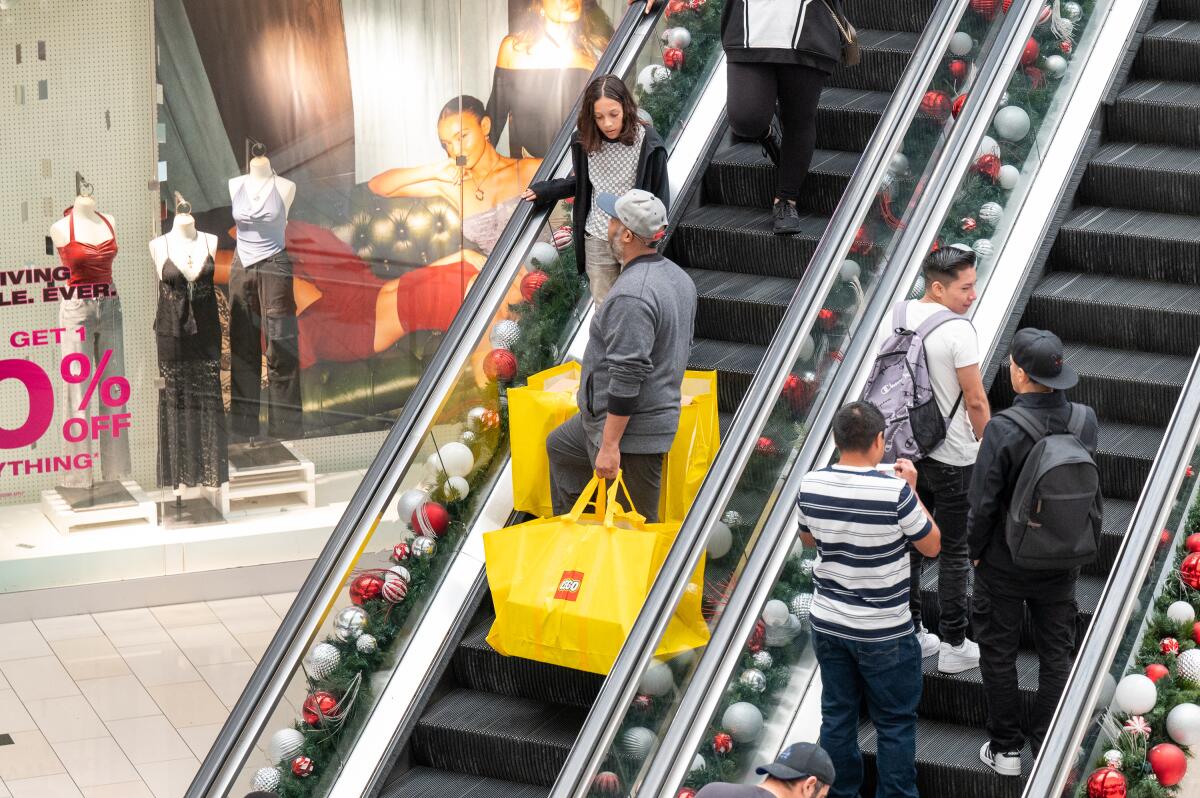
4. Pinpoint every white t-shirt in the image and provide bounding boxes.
[872,299,980,466]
